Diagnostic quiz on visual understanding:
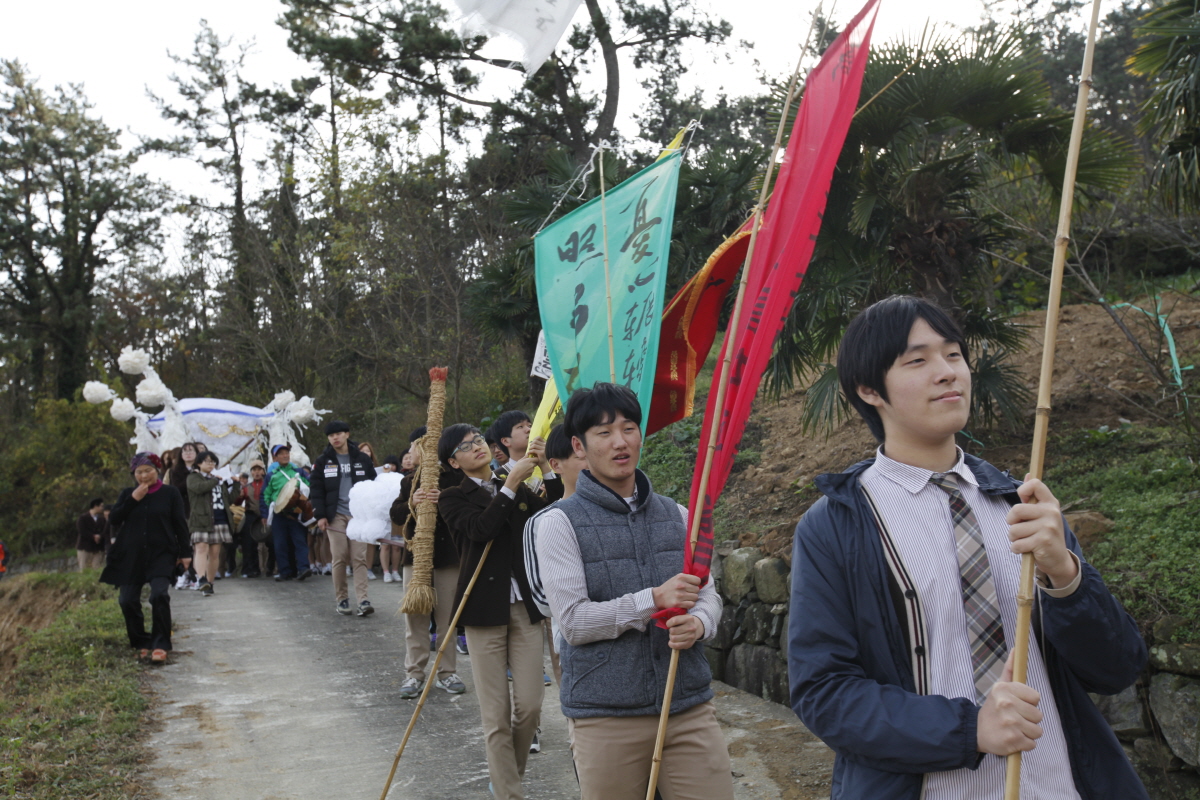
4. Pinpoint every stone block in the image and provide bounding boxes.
[713,604,738,651]
[705,646,725,683]
[724,644,776,698]
[1149,643,1200,678]
[1063,510,1114,550]
[715,539,736,558]
[1132,736,1186,772]
[722,547,764,604]
[1090,685,1150,740]
[753,557,791,604]
[766,612,787,649]
[762,654,791,705]
[1149,673,1200,767]
[743,602,771,646]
